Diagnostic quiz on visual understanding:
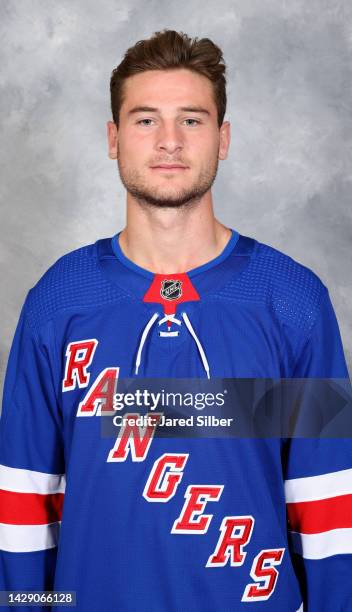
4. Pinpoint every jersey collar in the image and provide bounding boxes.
[96,228,256,302]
